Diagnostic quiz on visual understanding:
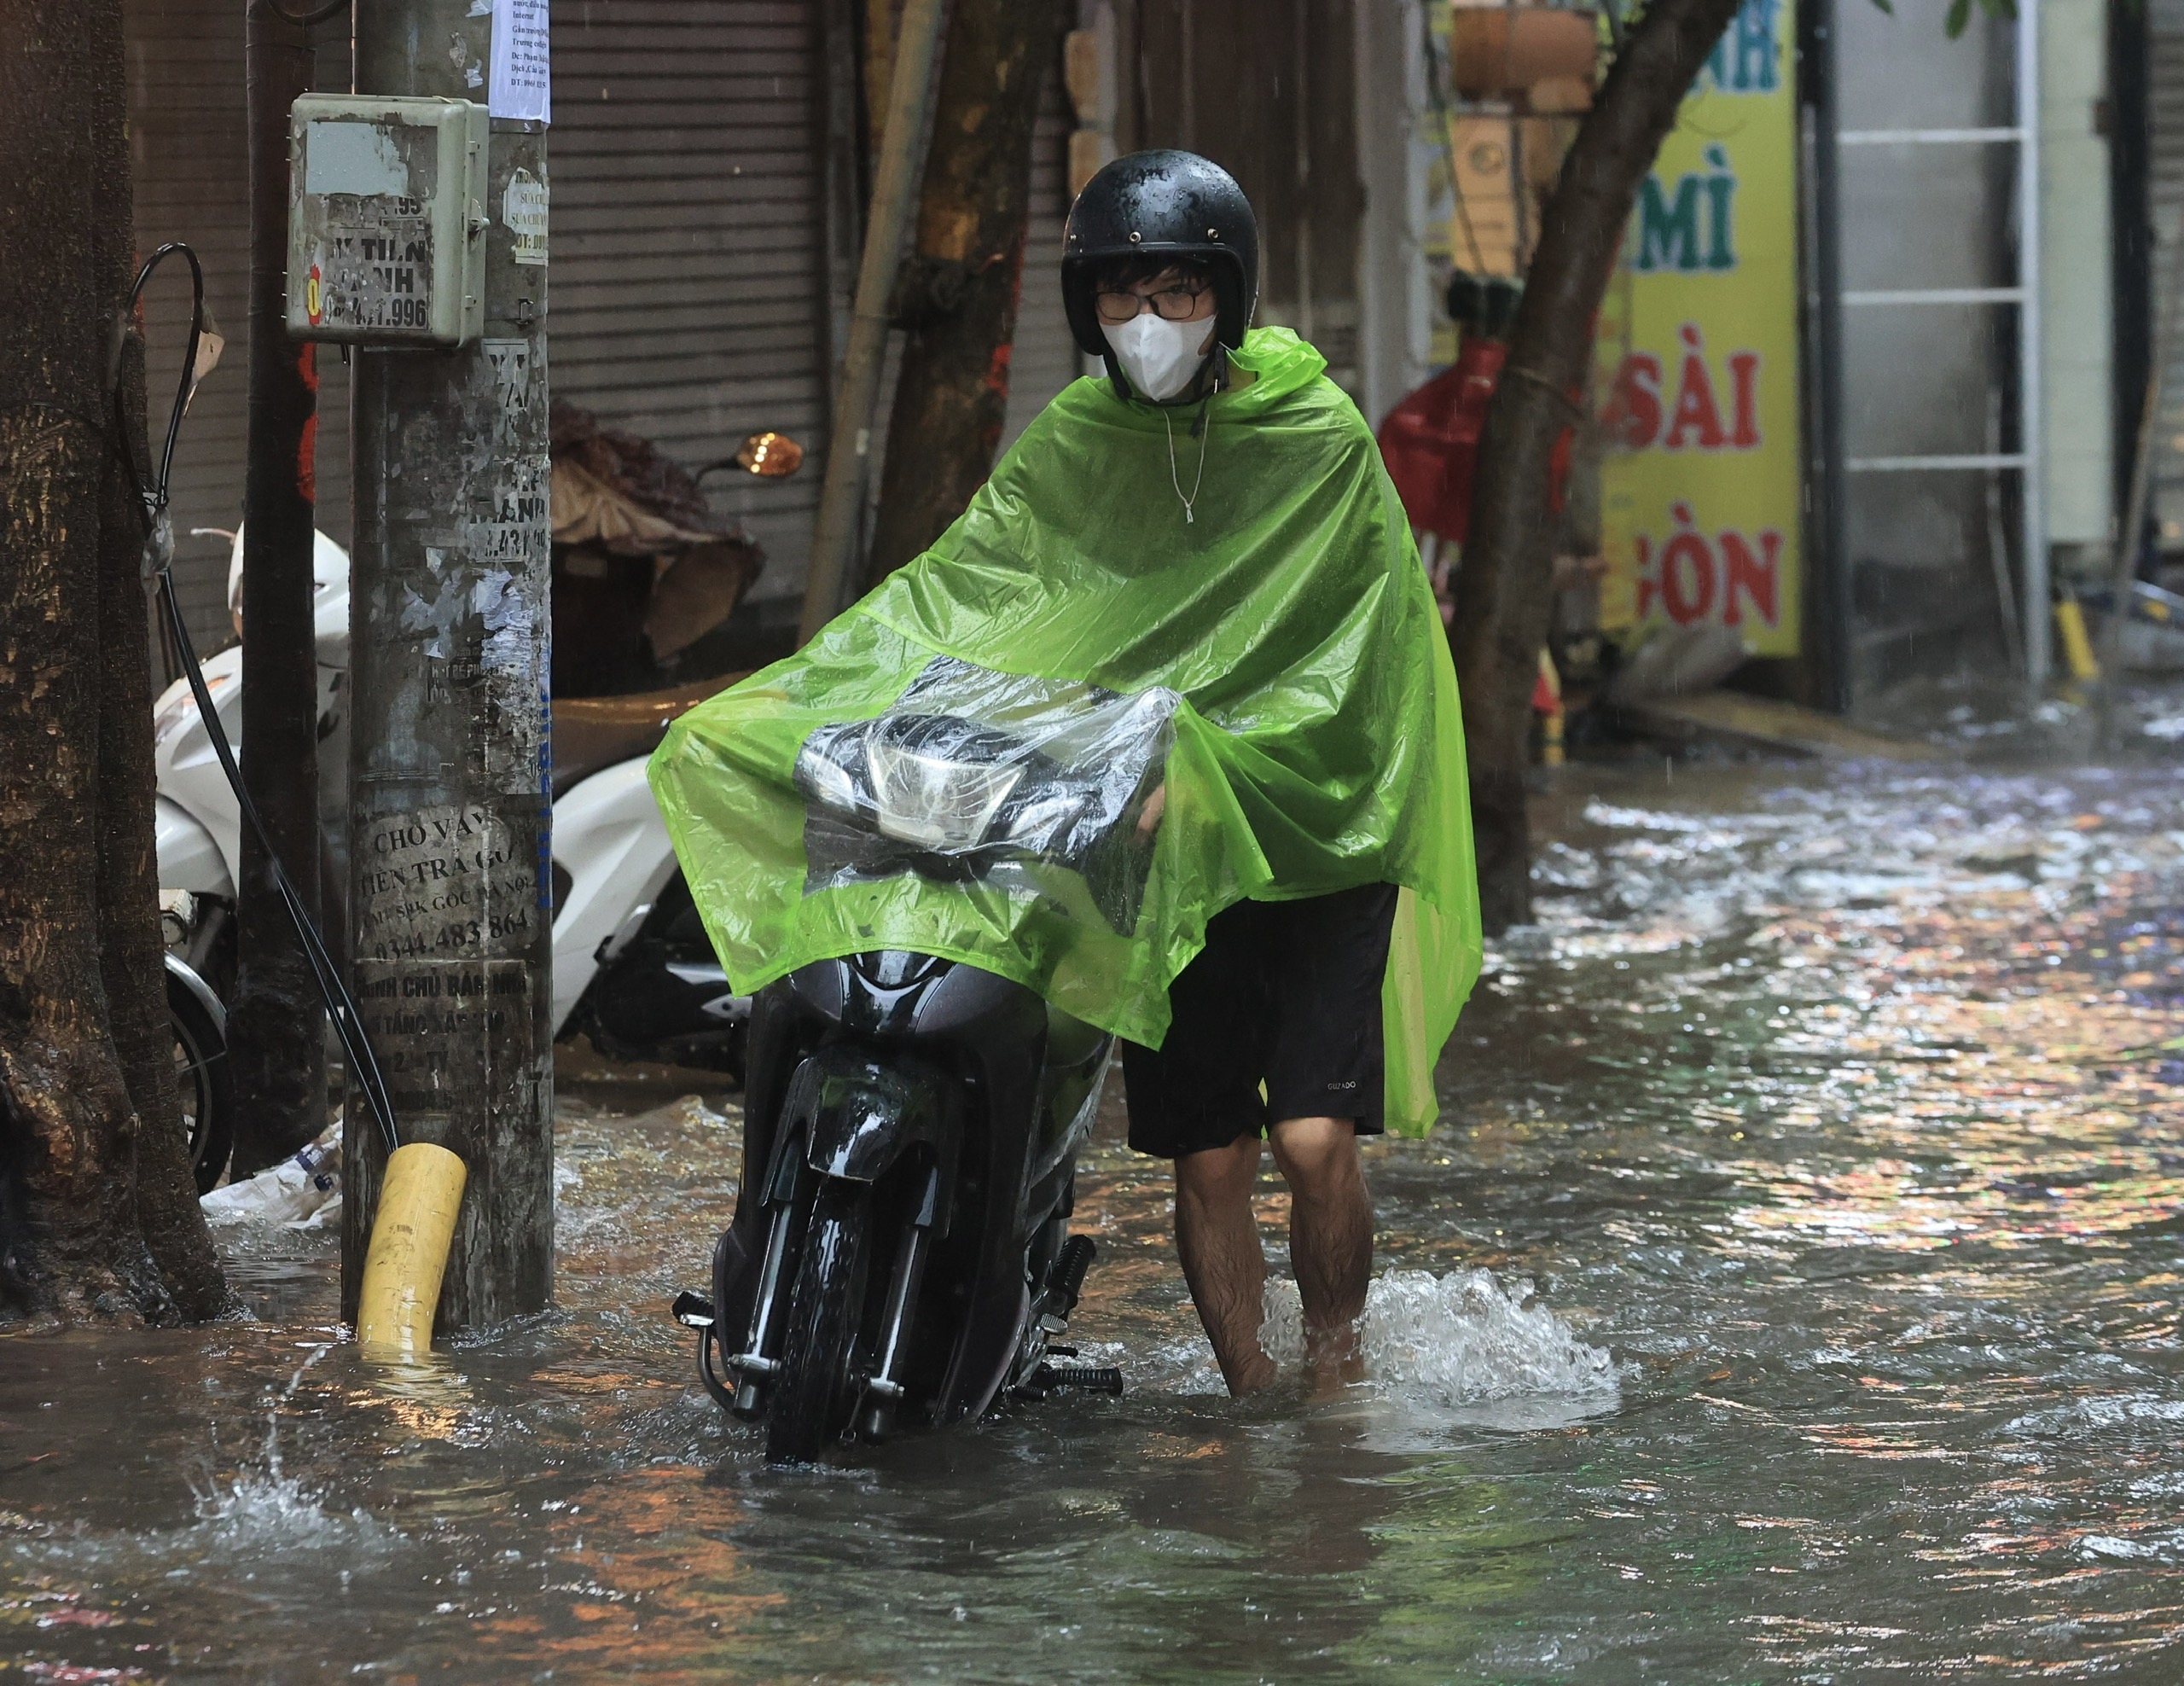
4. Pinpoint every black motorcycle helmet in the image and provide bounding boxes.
[1062,150,1261,369]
